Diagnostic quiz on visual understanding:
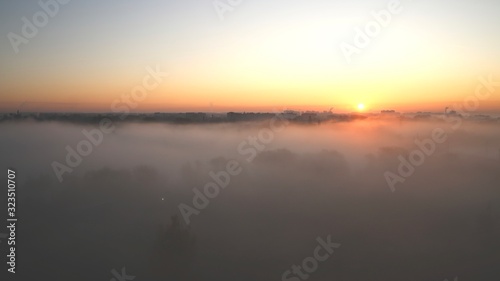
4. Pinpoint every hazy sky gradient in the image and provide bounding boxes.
[1,0,500,112]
